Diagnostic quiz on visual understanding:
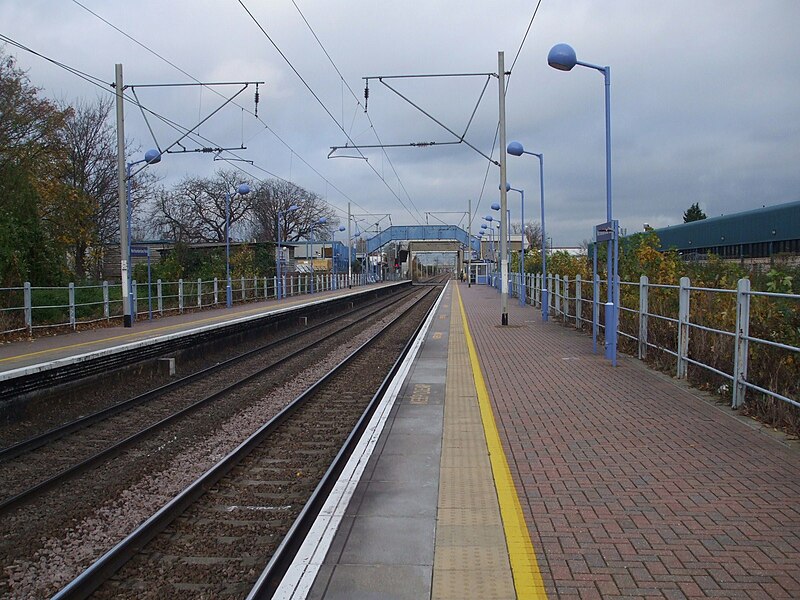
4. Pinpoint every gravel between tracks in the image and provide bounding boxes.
[3,288,431,599]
